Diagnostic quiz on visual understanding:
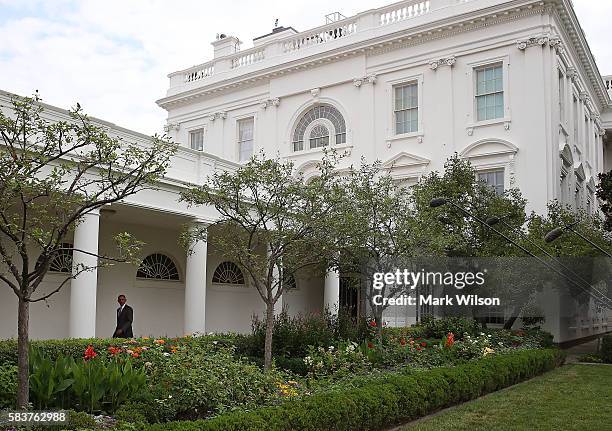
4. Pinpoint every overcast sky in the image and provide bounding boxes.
[0,0,610,135]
